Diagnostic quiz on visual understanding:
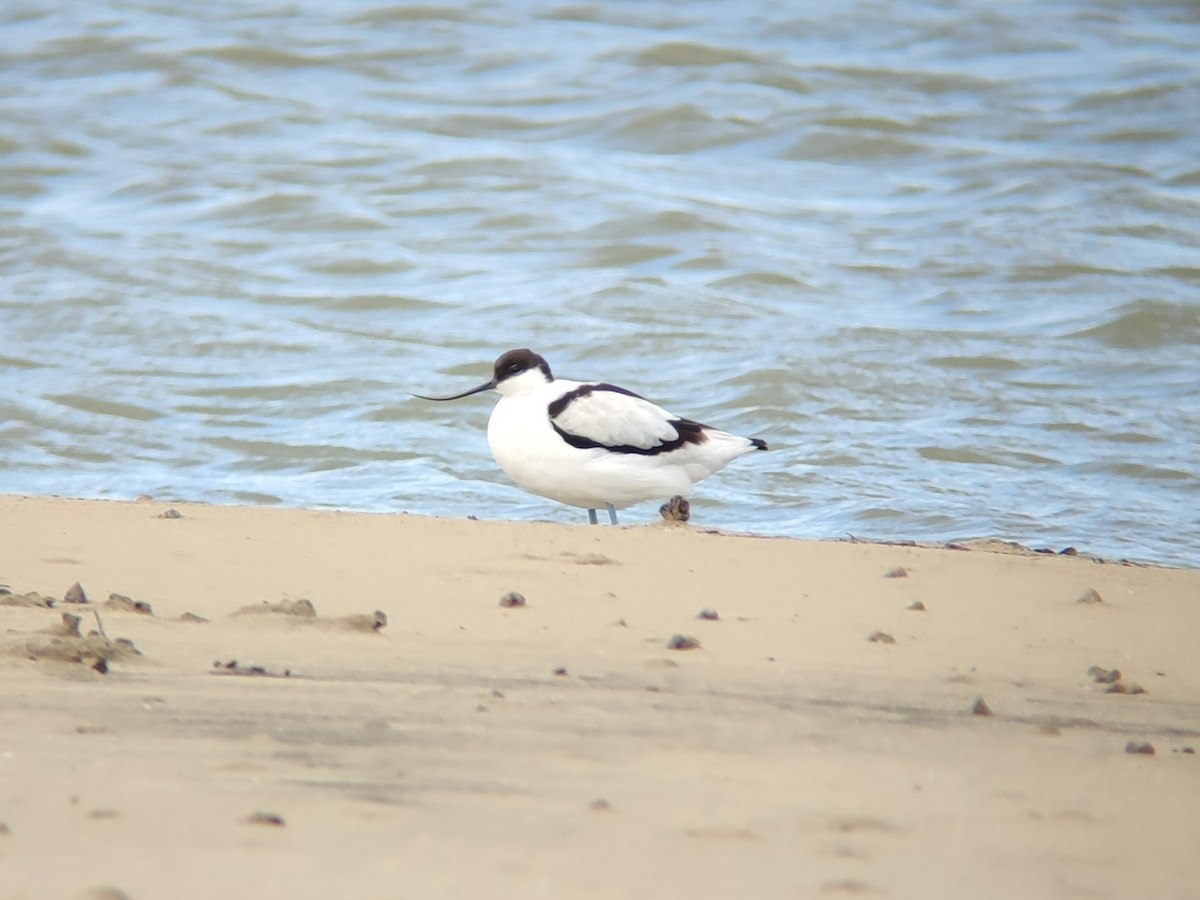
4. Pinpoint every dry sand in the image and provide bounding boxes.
[1,494,1198,900]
